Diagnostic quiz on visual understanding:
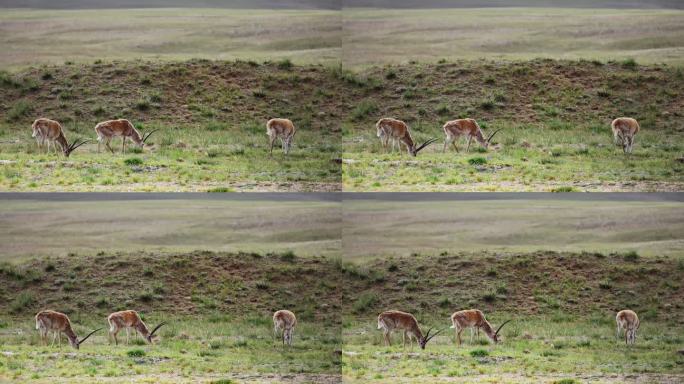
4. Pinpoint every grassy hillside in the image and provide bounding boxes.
[342,251,684,383]
[0,251,348,383]
[342,59,684,191]
[0,60,344,191]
